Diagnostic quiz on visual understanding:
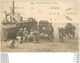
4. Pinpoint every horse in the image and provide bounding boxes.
[47,23,54,42]
[58,27,65,42]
